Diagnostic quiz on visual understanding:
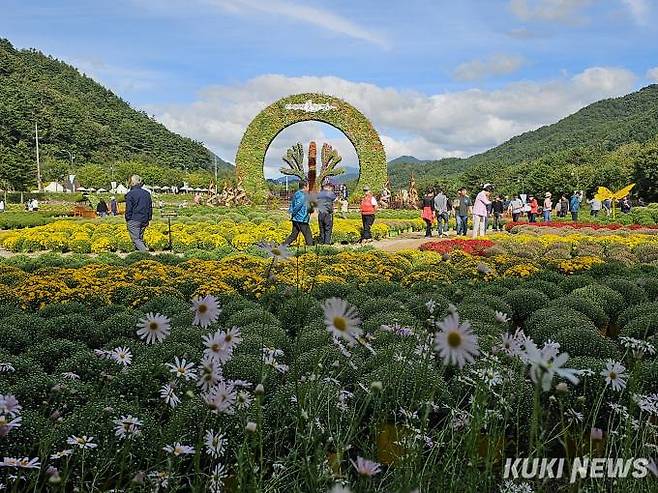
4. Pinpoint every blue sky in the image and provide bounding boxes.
[3,0,658,177]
